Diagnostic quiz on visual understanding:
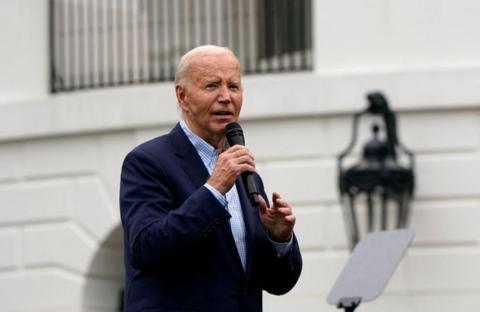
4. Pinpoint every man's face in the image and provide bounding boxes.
[176,52,243,147]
